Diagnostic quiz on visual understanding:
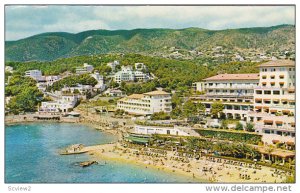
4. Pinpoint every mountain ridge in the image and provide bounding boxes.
[5,24,295,62]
